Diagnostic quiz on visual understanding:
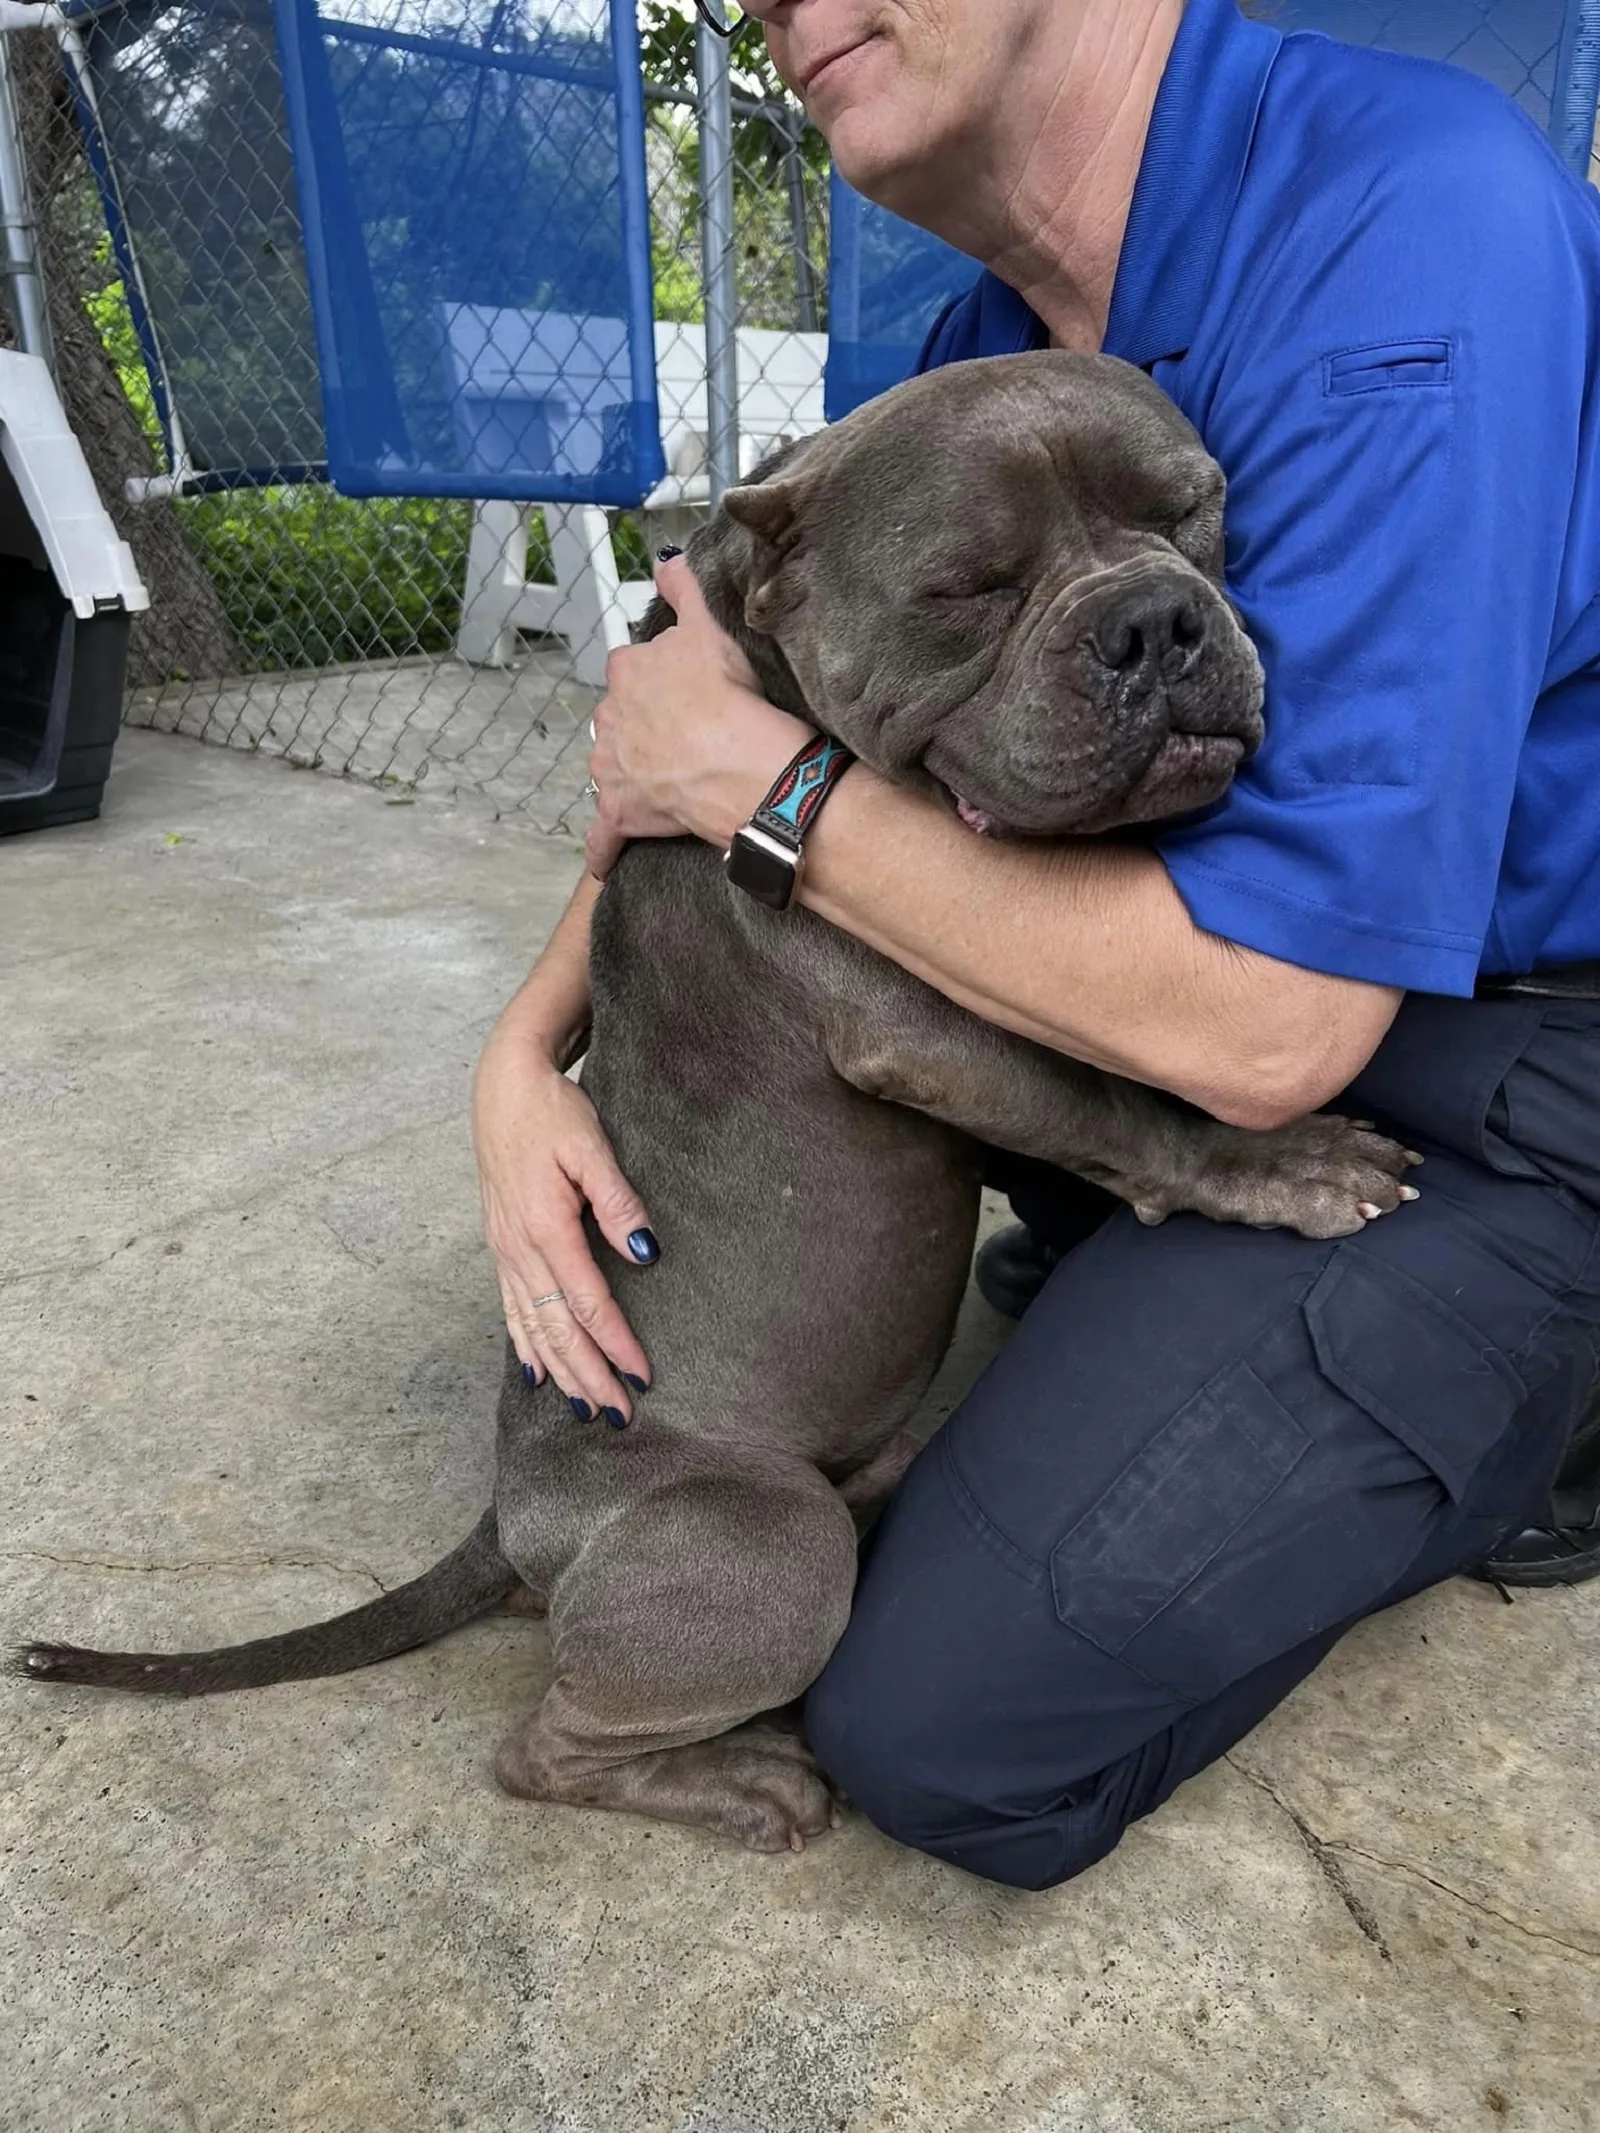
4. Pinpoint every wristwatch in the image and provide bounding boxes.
[724,732,855,911]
